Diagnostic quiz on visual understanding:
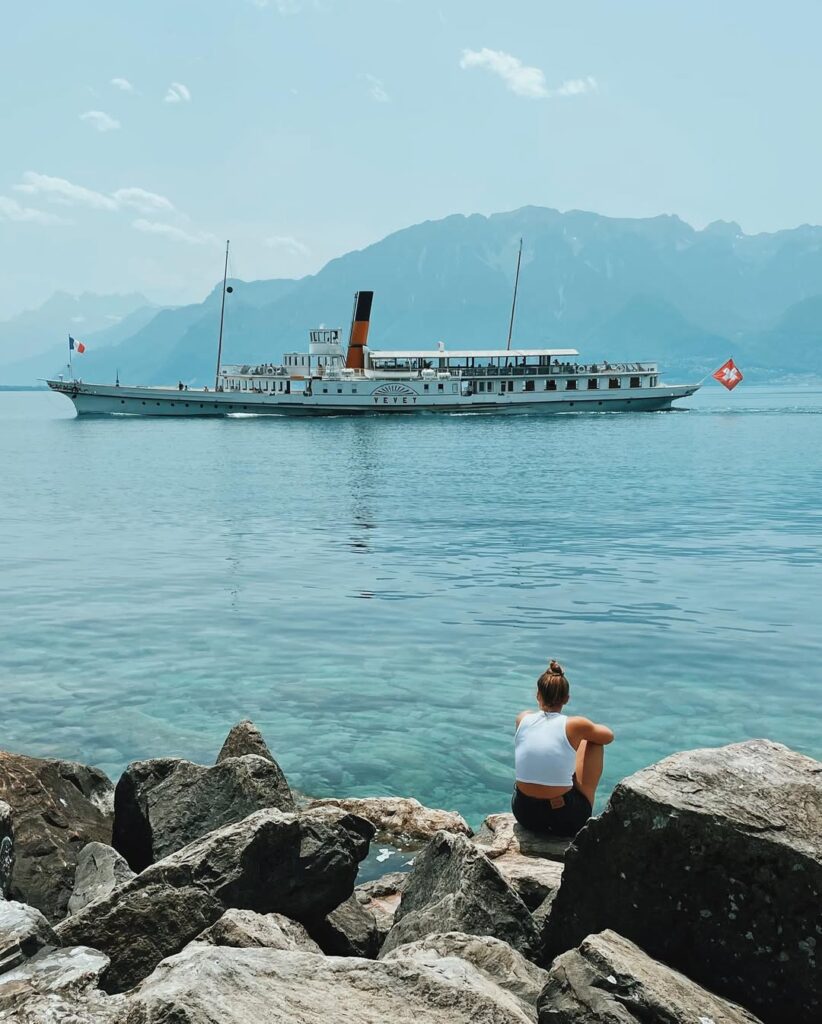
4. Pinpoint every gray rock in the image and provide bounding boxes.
[542,740,822,1024]
[380,832,538,960]
[0,900,59,959]
[113,753,294,871]
[354,871,408,944]
[0,801,12,900]
[194,909,321,953]
[68,842,135,915]
[537,929,764,1023]
[216,720,276,763]
[0,751,114,921]
[0,944,124,1023]
[123,942,536,1023]
[383,932,549,1021]
[56,806,373,992]
[308,895,380,958]
[308,797,472,845]
[472,814,567,910]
